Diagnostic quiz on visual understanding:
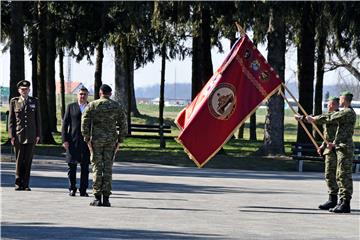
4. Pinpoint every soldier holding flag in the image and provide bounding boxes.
[305,92,356,213]
[295,96,340,210]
